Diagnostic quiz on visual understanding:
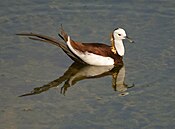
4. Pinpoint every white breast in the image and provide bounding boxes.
[67,36,114,66]
[75,51,114,66]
